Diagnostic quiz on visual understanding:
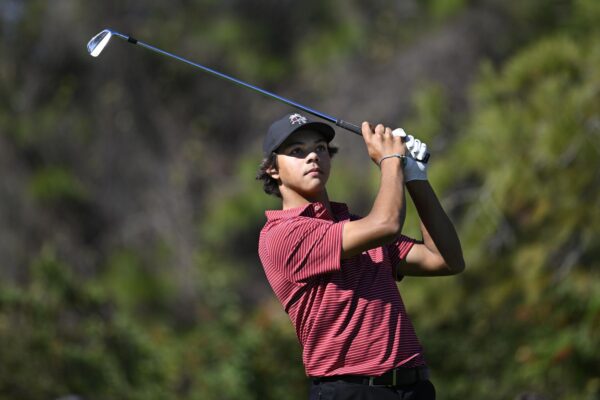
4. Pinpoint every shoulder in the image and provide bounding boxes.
[262,214,332,240]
